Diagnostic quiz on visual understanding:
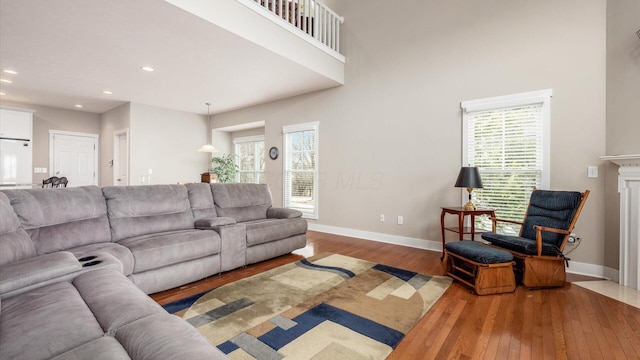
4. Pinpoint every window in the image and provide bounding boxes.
[461,89,551,234]
[234,135,265,183]
[283,121,319,219]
